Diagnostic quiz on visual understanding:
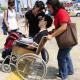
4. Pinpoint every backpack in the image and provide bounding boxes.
[1,10,8,35]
